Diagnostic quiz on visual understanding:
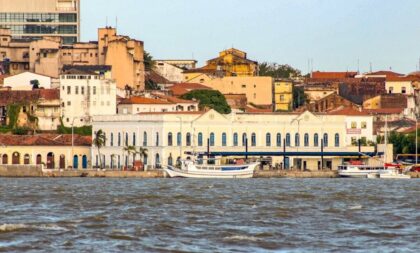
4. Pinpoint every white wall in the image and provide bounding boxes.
[4,72,51,90]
